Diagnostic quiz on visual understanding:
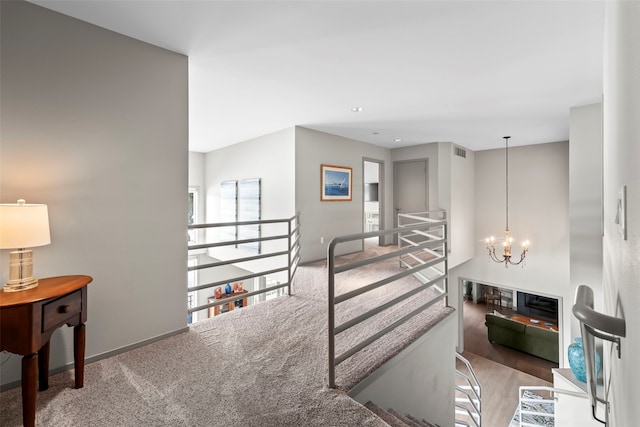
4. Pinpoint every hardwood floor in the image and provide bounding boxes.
[457,299,557,425]
[457,352,552,427]
[461,297,558,383]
